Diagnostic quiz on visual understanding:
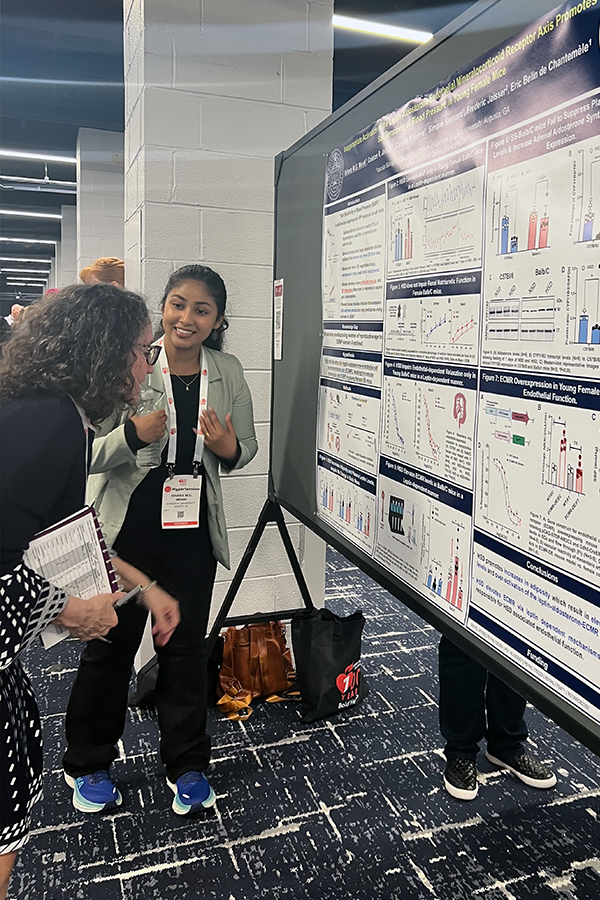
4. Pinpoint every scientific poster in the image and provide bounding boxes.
[317,0,600,724]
